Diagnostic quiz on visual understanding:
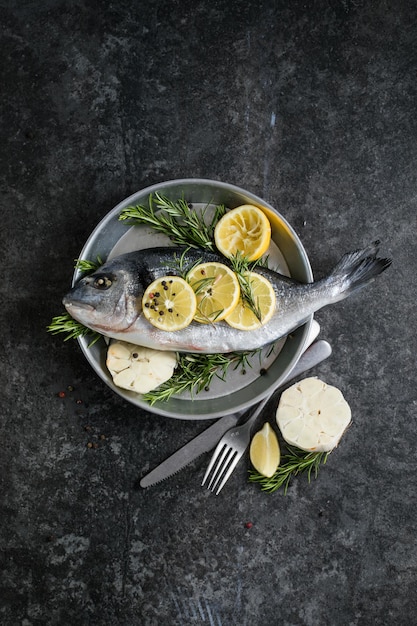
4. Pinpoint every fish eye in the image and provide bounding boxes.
[93,276,113,290]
